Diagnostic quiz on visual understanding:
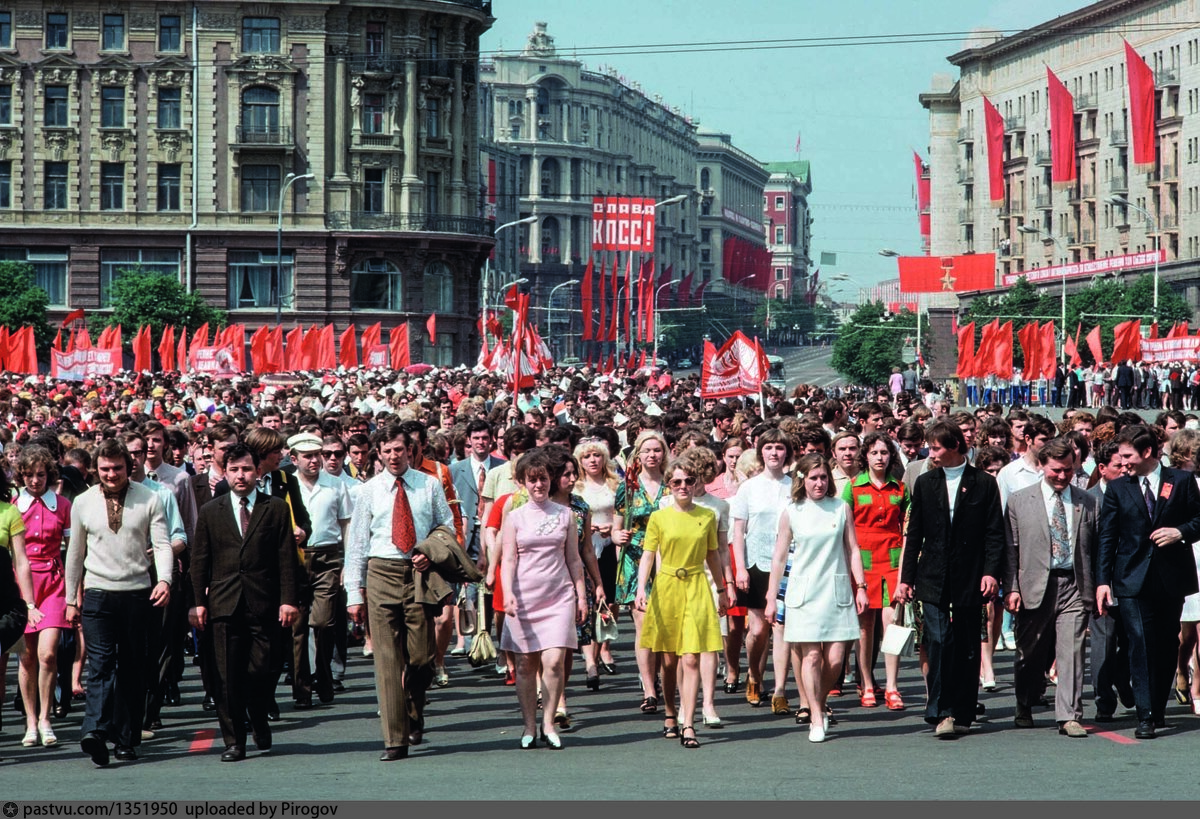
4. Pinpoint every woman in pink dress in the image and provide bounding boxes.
[16,446,69,747]
[500,449,587,751]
